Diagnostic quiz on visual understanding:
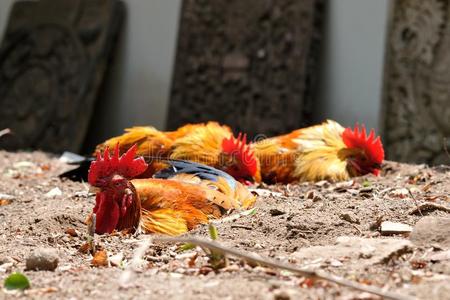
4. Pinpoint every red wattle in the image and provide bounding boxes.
[94,192,120,234]
[120,194,128,217]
